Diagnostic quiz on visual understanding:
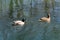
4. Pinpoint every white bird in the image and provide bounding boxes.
[38,14,50,23]
[12,18,25,26]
